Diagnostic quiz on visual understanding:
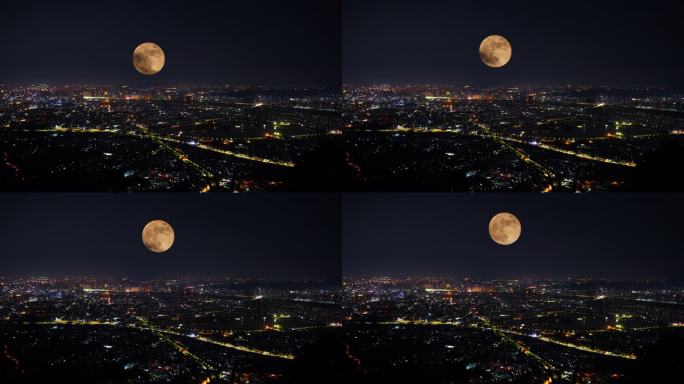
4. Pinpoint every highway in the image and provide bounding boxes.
[498,136,637,167]
[35,126,295,168]
[493,327,638,360]
[156,328,295,360]
[360,318,638,360]
[5,318,295,361]
[136,124,215,181]
[361,125,638,169]
[159,136,295,168]
[477,123,556,180]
